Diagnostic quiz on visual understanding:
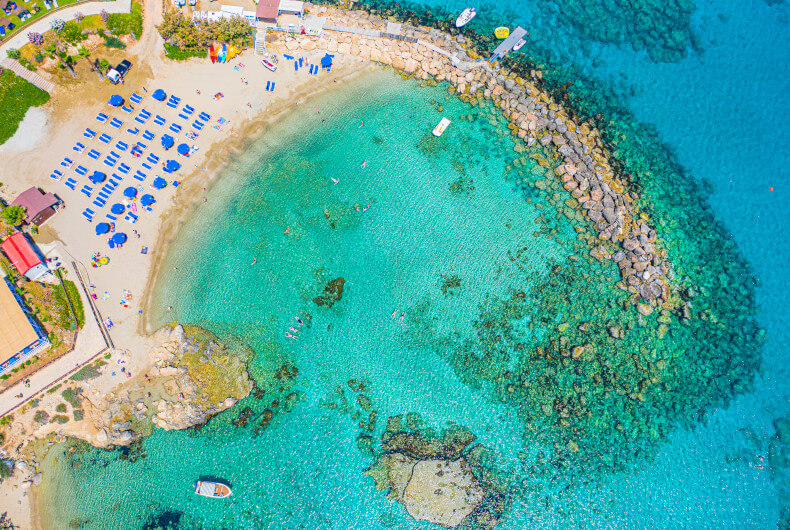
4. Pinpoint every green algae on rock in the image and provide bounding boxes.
[314,277,346,308]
